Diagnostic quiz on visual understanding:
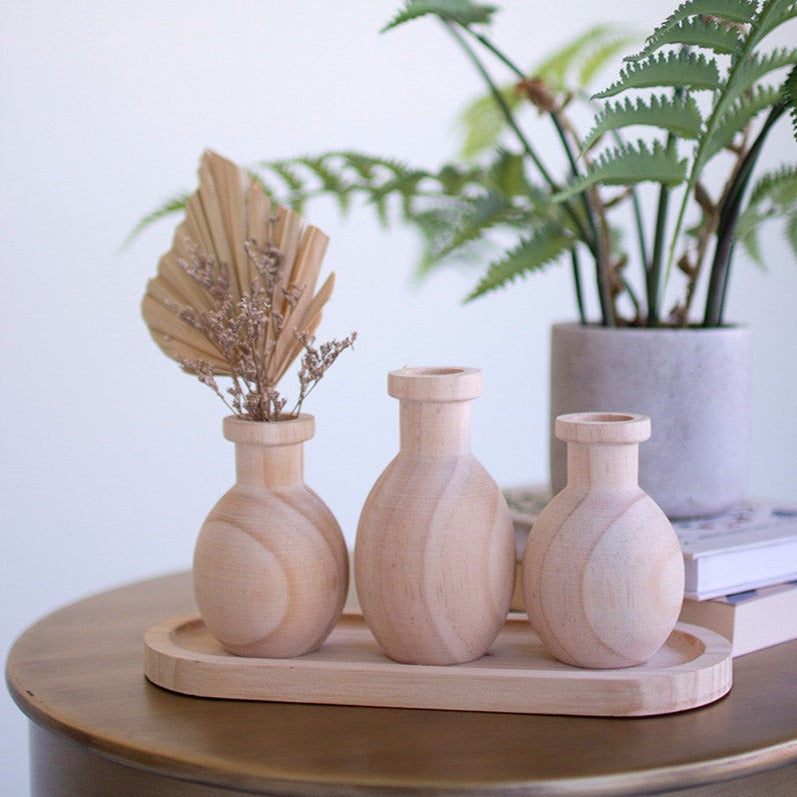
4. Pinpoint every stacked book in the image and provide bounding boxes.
[503,487,797,658]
